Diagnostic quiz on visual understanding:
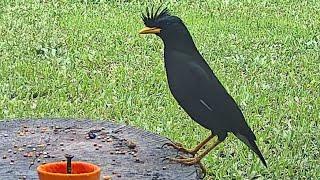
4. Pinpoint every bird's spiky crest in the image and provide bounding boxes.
[141,6,170,27]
